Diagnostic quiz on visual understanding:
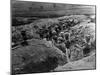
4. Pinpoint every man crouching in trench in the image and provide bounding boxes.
[53,36,70,63]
